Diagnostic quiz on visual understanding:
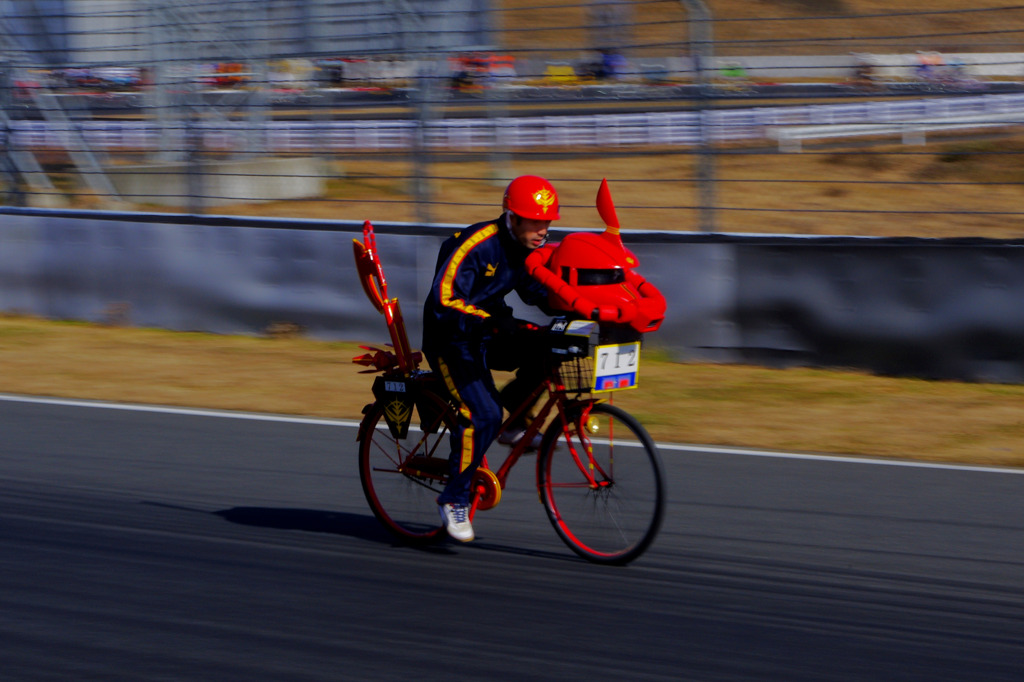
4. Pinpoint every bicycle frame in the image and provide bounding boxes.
[467,366,605,518]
